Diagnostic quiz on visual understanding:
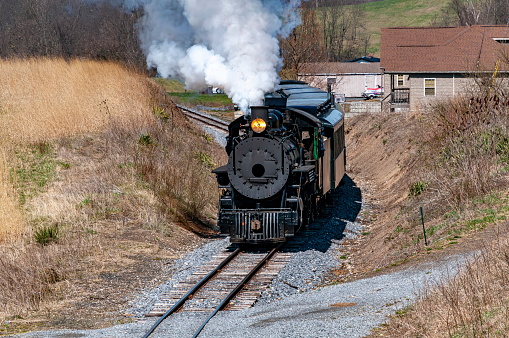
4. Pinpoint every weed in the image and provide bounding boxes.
[153,106,171,121]
[409,181,428,196]
[202,133,214,143]
[197,152,216,169]
[138,134,154,146]
[33,224,59,245]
